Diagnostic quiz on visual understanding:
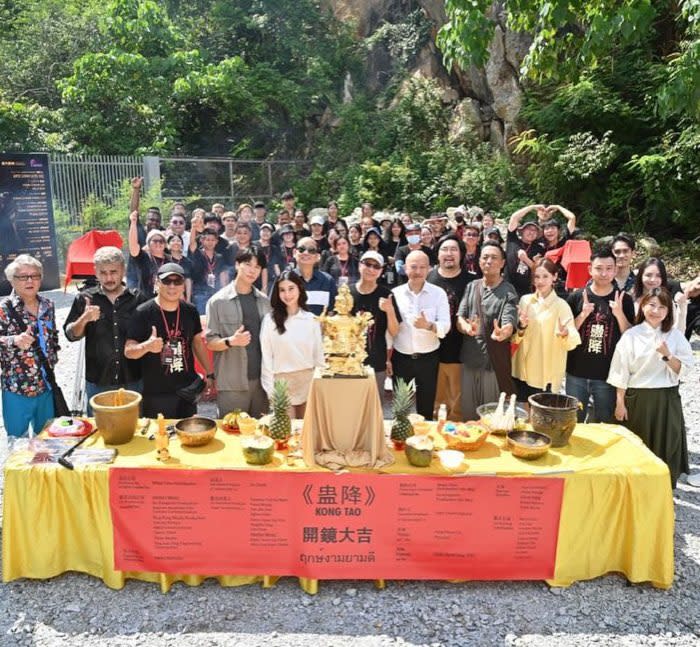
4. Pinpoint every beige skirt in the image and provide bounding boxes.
[275,368,315,406]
